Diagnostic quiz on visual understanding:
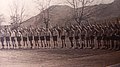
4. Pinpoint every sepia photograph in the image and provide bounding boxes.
[0,0,120,67]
